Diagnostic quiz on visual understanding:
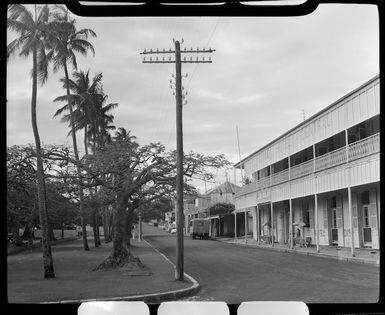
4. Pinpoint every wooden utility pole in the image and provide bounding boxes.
[141,40,215,281]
